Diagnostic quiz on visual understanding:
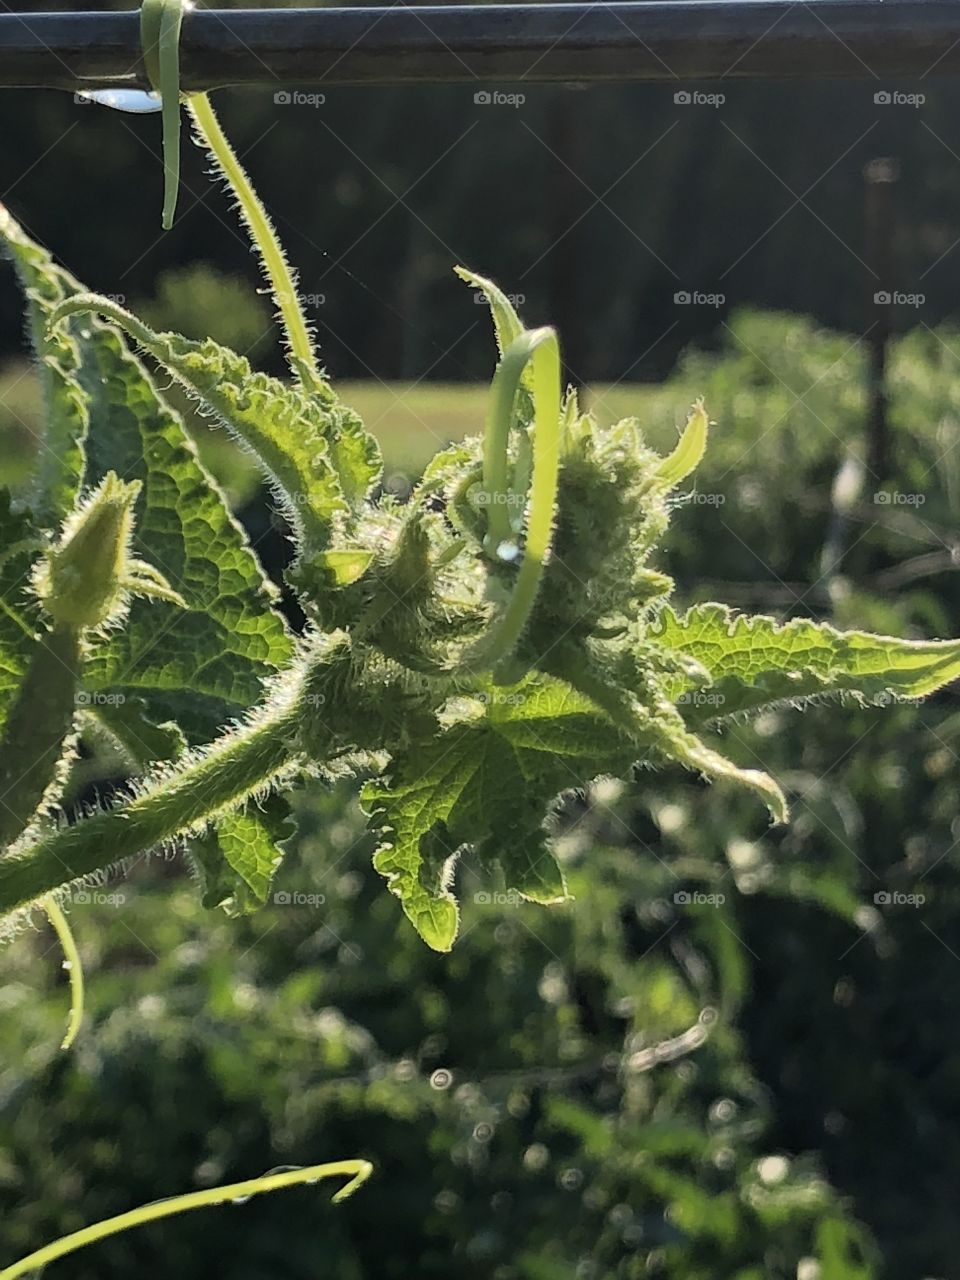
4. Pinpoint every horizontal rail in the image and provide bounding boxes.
[1,2,958,92]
